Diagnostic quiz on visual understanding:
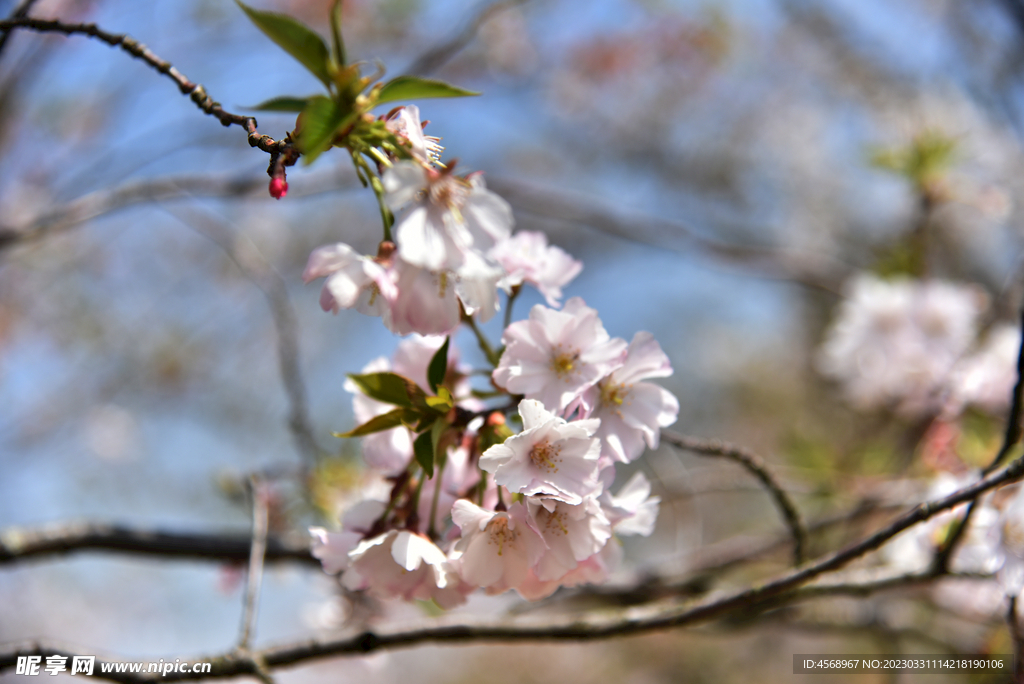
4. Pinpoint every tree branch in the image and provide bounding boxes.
[0,17,294,158]
[0,521,317,567]
[486,176,850,294]
[237,477,270,653]
[663,430,808,565]
[403,0,530,76]
[0,0,41,60]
